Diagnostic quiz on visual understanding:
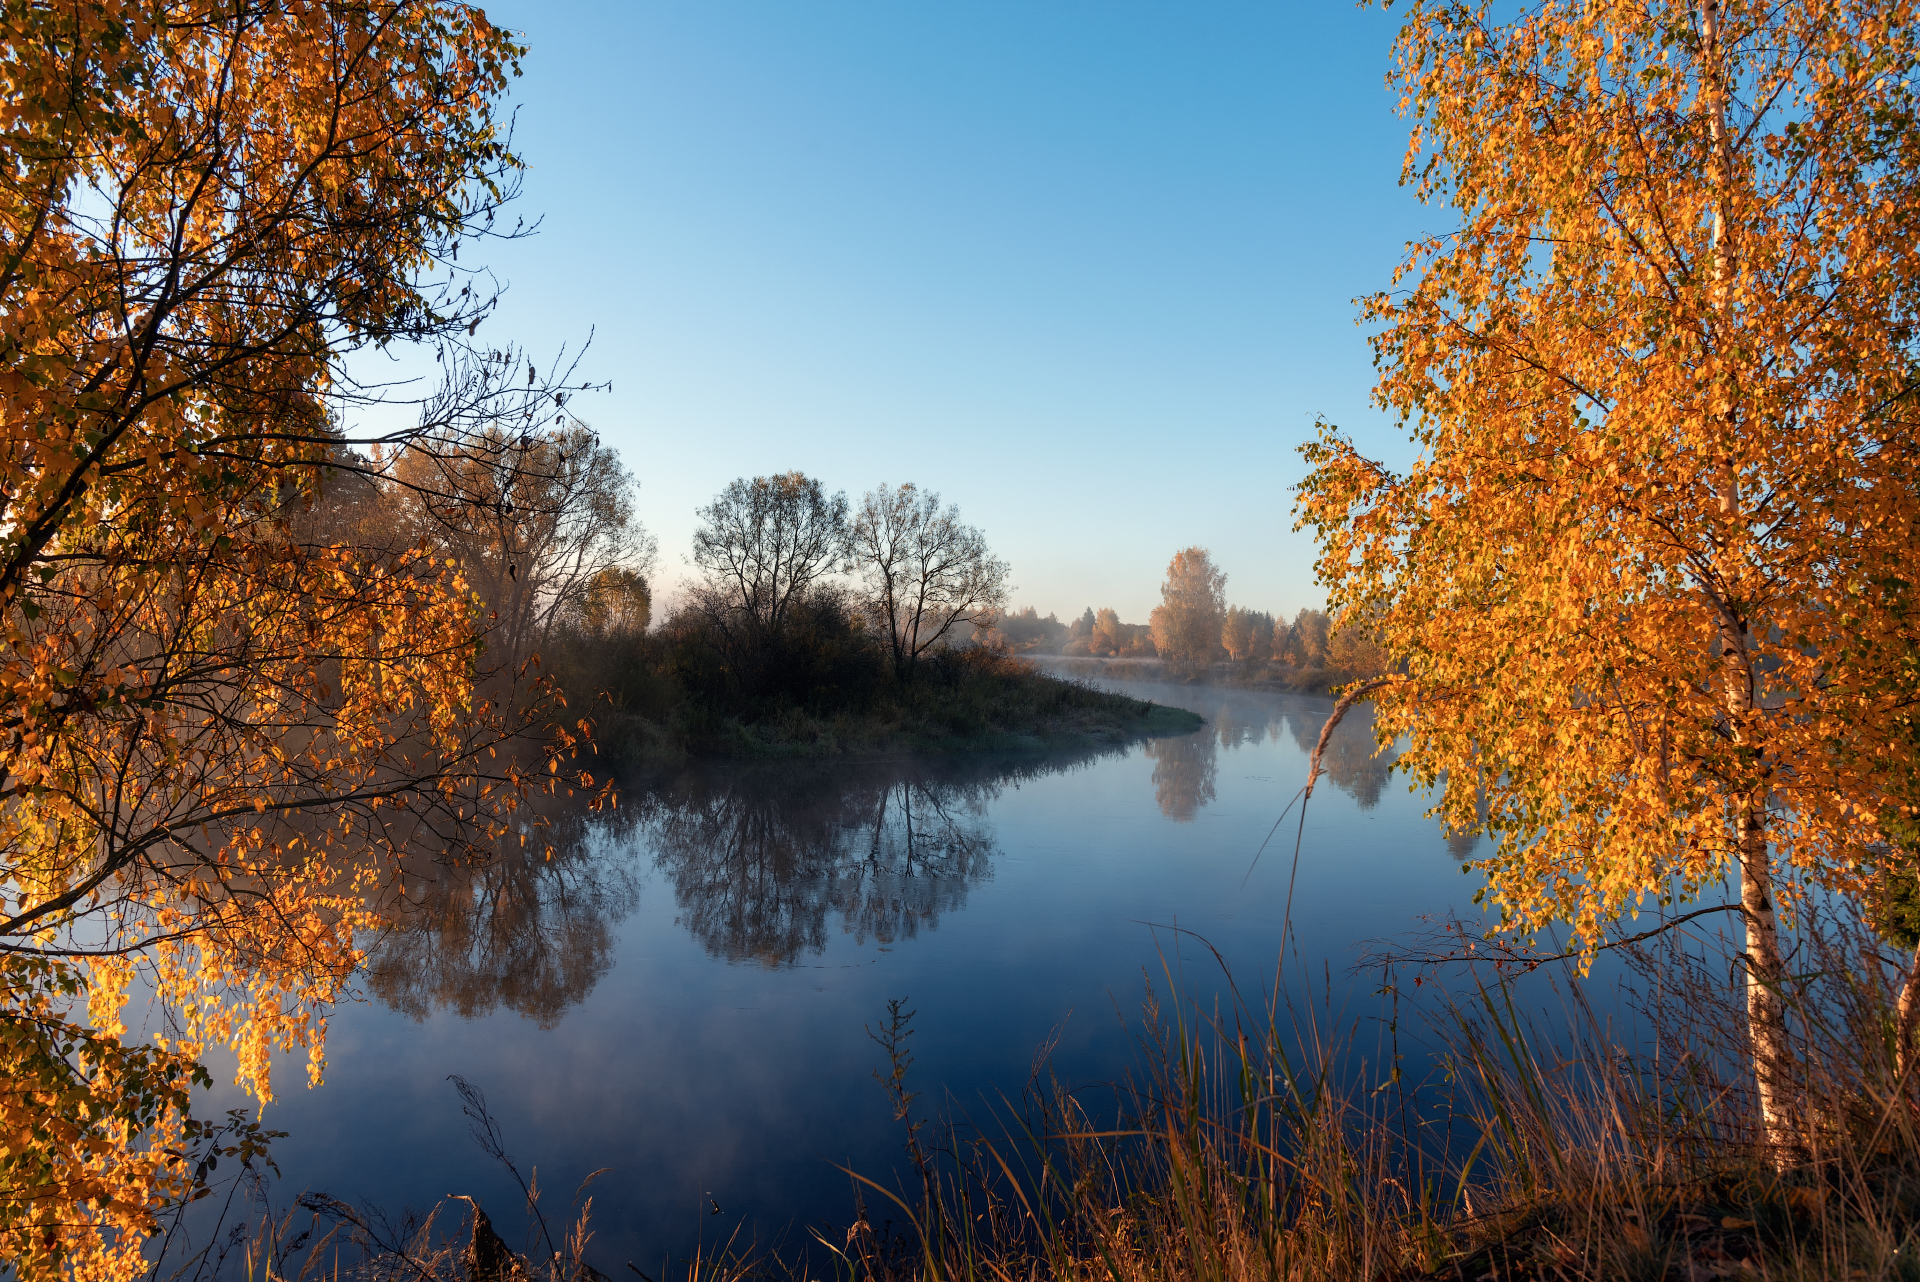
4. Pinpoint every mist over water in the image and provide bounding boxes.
[199,675,1500,1271]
